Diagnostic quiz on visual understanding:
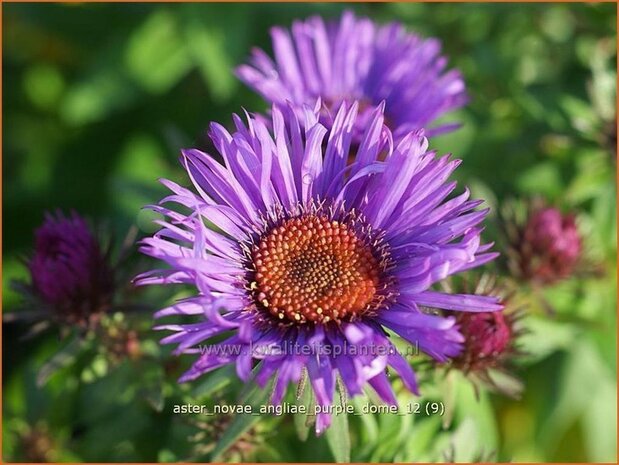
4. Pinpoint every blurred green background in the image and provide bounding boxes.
[2,2,617,463]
